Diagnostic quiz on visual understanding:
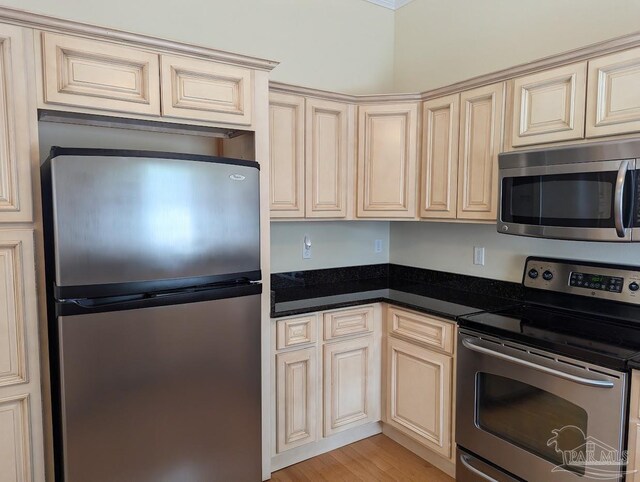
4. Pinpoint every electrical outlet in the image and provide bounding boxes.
[303,235,312,259]
[374,239,383,253]
[473,246,485,266]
